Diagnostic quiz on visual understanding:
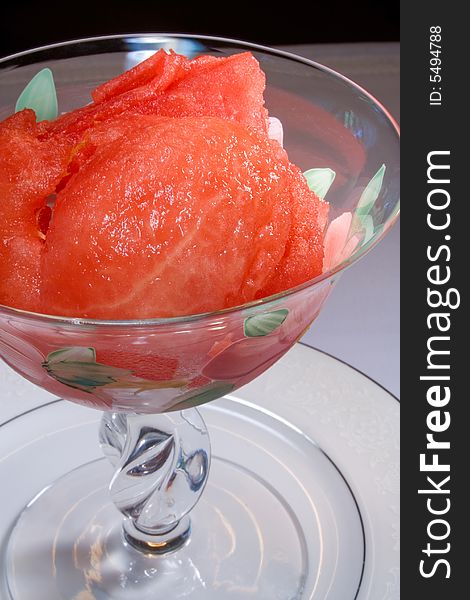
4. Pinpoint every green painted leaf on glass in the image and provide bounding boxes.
[355,164,386,216]
[303,168,336,198]
[362,214,375,244]
[43,346,132,393]
[350,164,387,239]
[244,308,288,338]
[42,345,189,395]
[46,346,96,365]
[15,68,58,121]
[372,223,384,239]
[171,381,235,411]
[47,362,131,391]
